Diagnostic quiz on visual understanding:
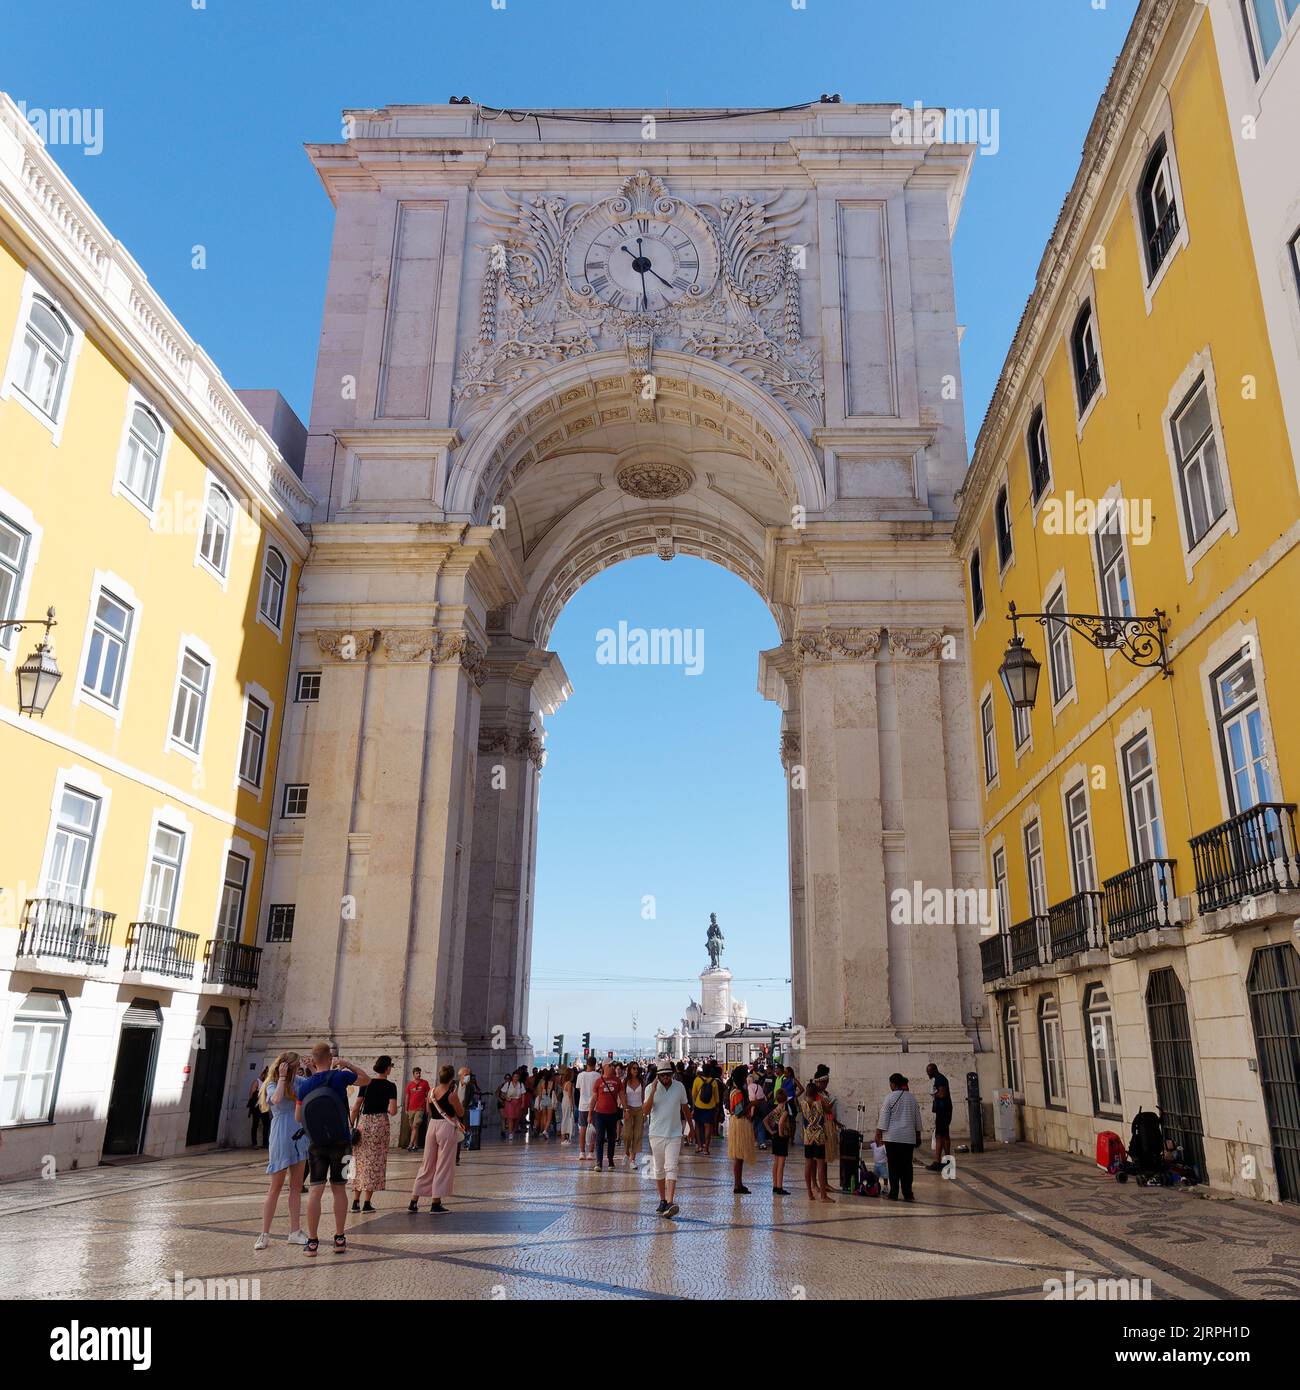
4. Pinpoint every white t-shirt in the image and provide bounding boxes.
[624,1083,644,1108]
[647,1079,688,1139]
[576,1070,600,1111]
